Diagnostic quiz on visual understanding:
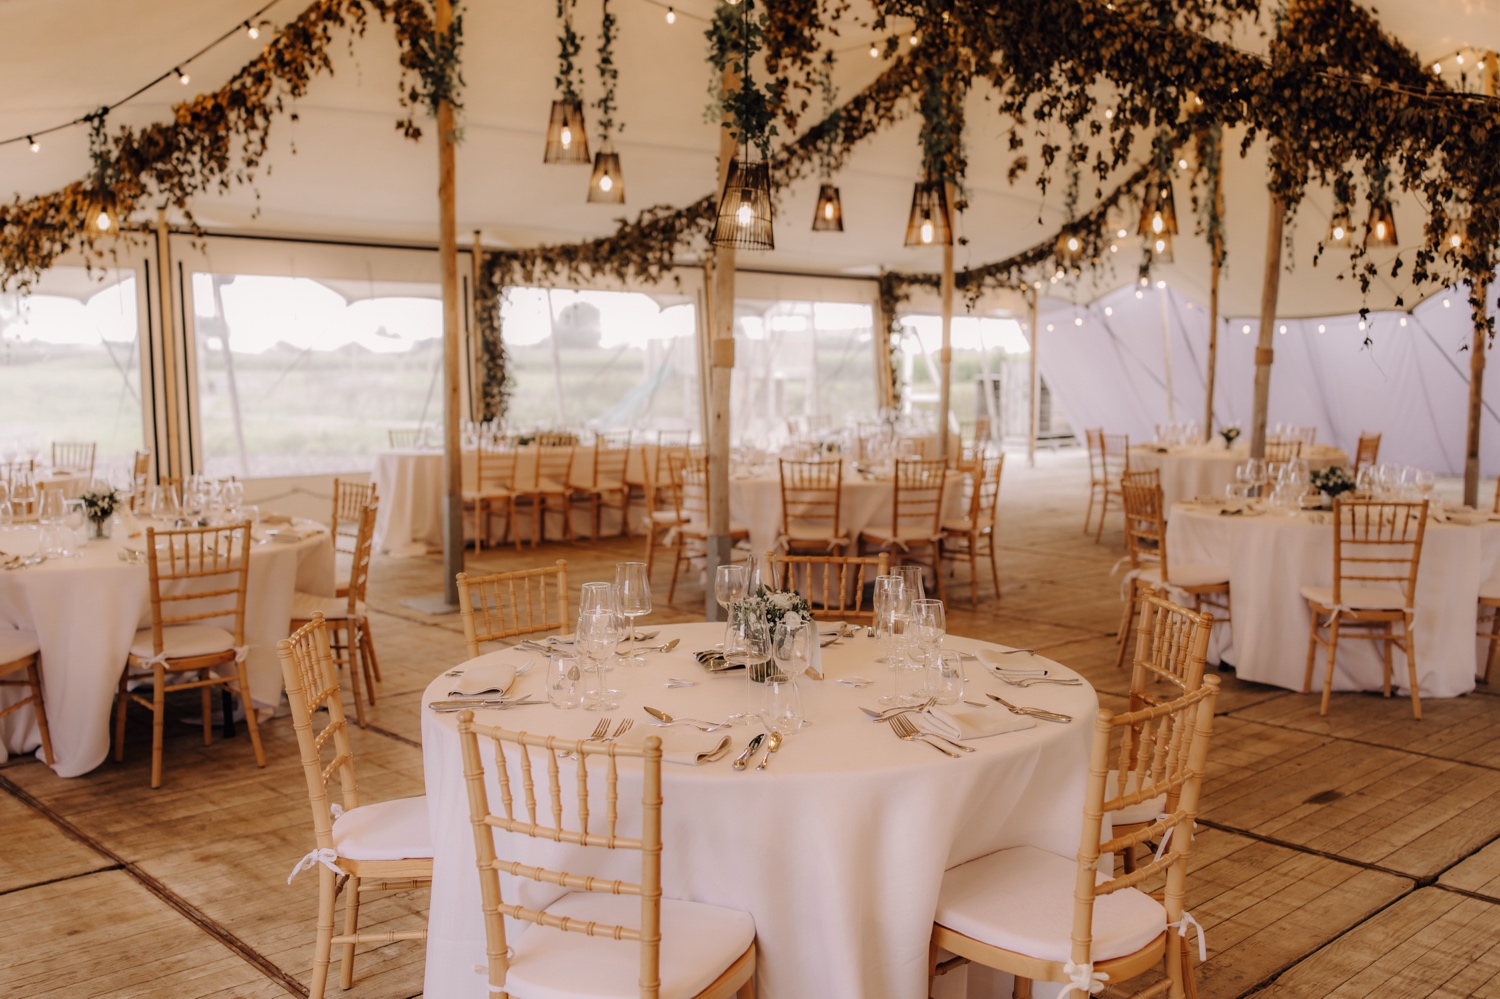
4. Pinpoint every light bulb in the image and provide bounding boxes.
[1242,324,1251,333]
[1156,280,1166,289]
[737,193,754,227]
[1400,317,1408,327]
[823,201,834,220]
[1444,298,1453,308]
[1451,233,1462,248]
[1152,213,1164,234]
[1375,221,1387,239]
[1358,320,1367,330]
[560,126,572,148]
[1194,95,1204,106]
[1140,277,1149,286]
[1458,53,1466,64]
[869,43,879,58]
[1117,228,1127,238]
[1074,317,1084,327]
[1332,225,1346,240]
[666,7,675,23]
[1046,323,1055,332]
[1135,290,1144,300]
[27,136,38,152]
[1155,238,1166,253]
[247,21,259,39]
[1104,109,1114,119]
[1110,244,1118,253]
[1279,324,1287,333]
[920,218,934,244]
[1066,236,1080,252]
[1318,323,1326,333]
[1433,62,1442,73]
[910,34,919,46]
[177,67,190,85]
[1105,306,1114,316]
[598,174,613,192]
[96,210,111,231]
[1178,158,1188,170]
